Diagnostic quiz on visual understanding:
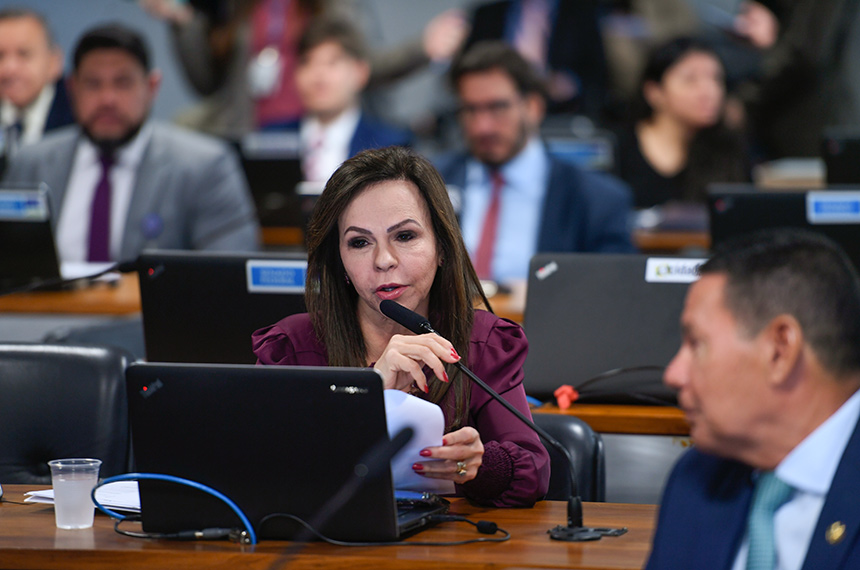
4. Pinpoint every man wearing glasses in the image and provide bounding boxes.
[435,41,633,287]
